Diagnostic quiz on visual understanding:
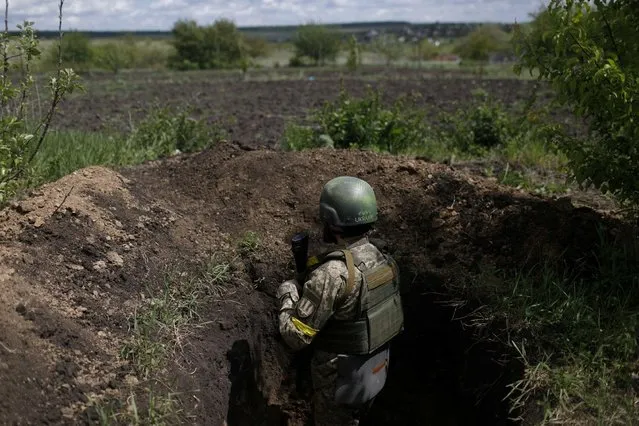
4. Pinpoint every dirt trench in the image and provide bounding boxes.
[0,142,623,425]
